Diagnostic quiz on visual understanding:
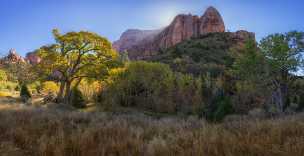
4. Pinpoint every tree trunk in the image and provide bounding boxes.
[272,88,284,113]
[56,81,65,103]
[270,79,284,113]
[74,78,82,88]
[281,70,289,111]
[64,81,72,105]
[281,82,289,111]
